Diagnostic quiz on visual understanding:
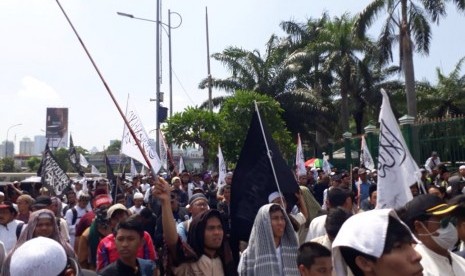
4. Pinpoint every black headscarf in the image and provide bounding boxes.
[187,209,237,276]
